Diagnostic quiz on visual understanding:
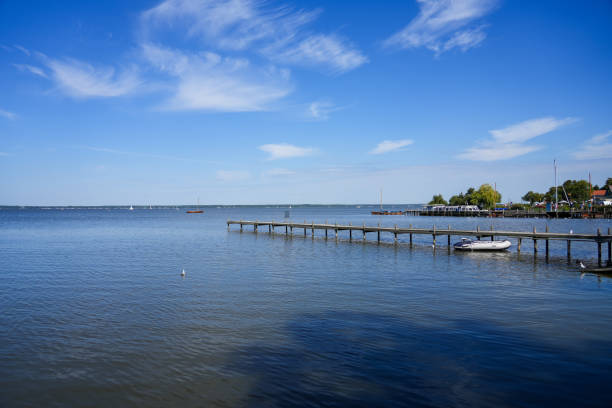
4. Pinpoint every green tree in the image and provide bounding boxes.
[605,178,612,189]
[448,193,466,205]
[471,184,501,210]
[428,194,448,205]
[562,179,590,203]
[521,191,544,205]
